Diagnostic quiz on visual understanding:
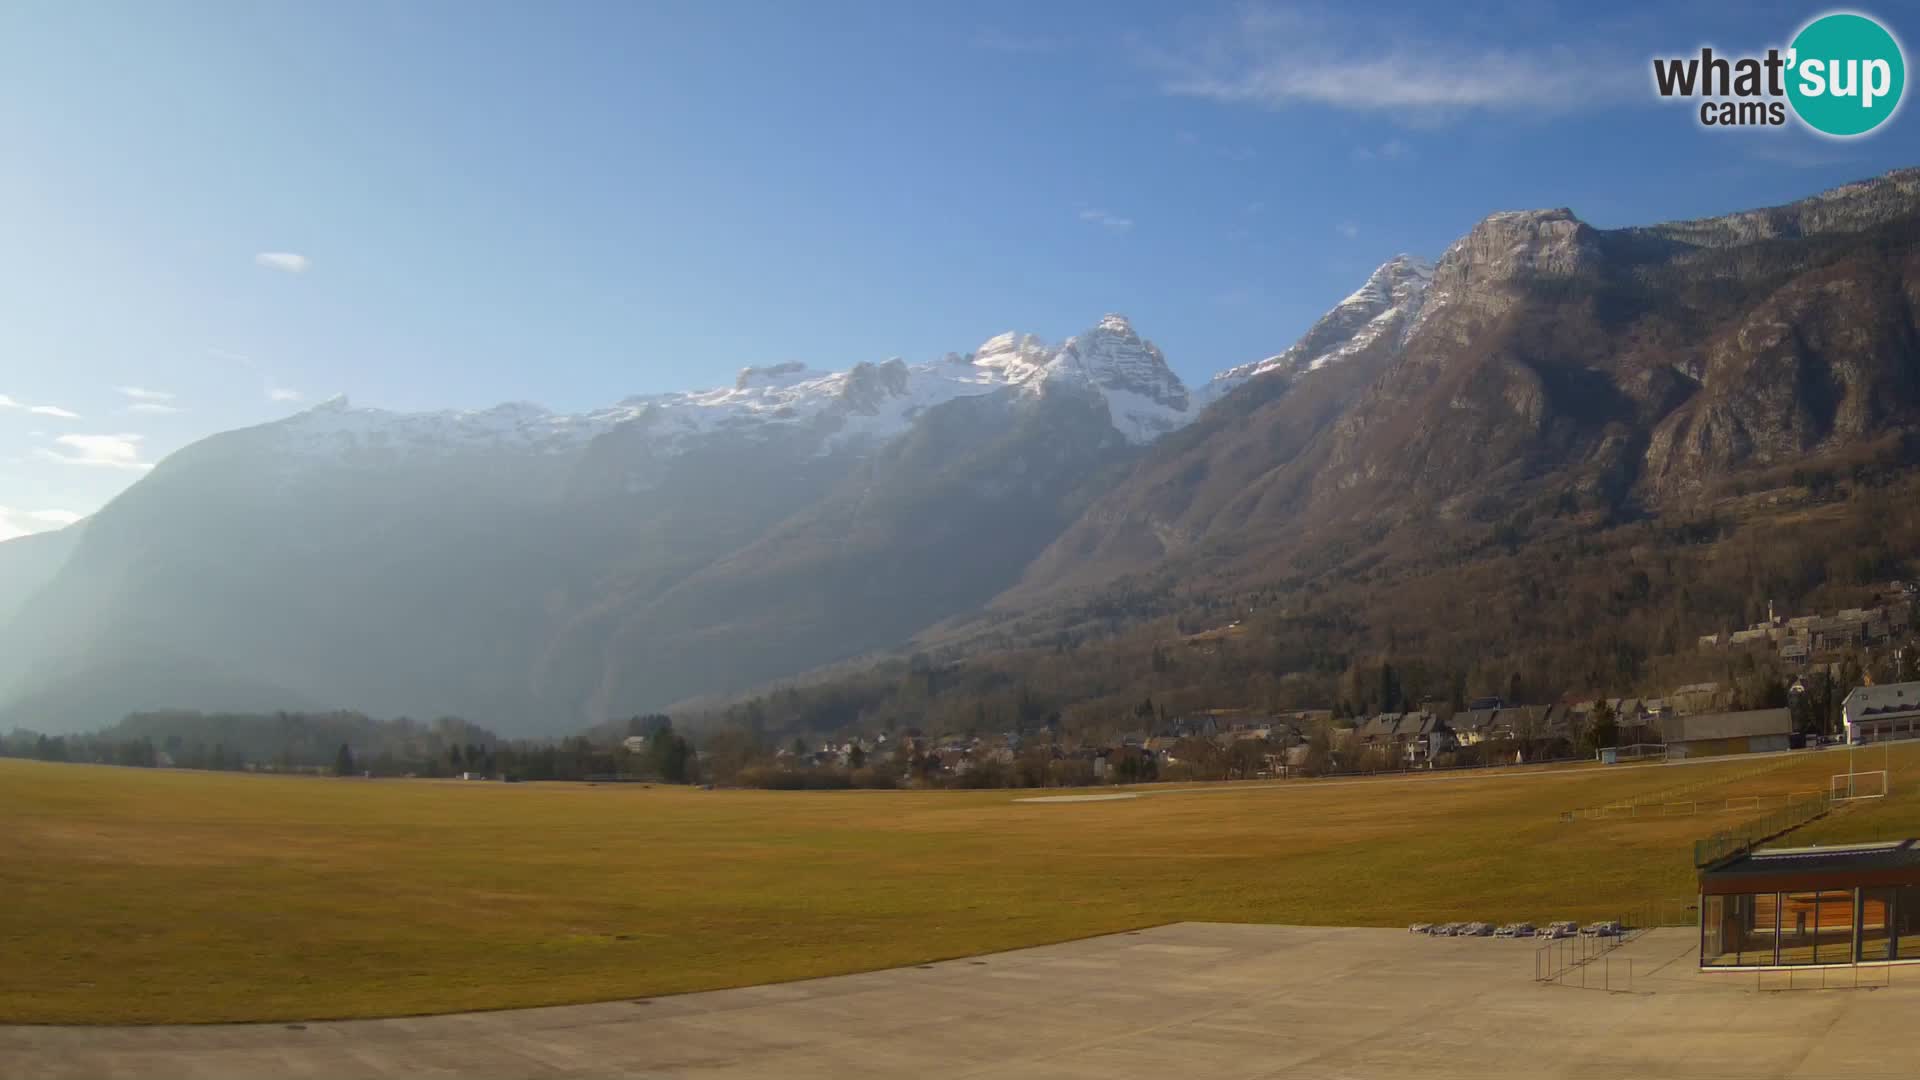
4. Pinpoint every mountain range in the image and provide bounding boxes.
[4,167,1918,735]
